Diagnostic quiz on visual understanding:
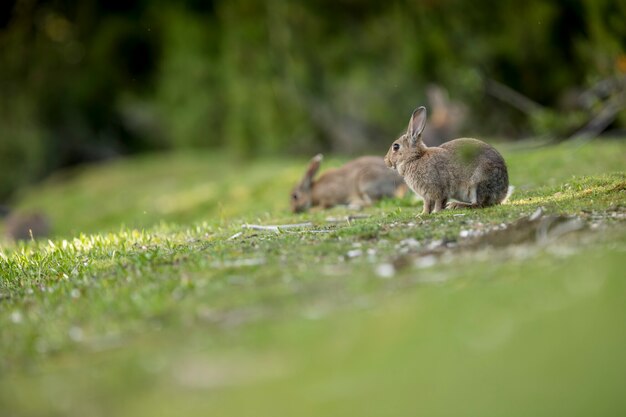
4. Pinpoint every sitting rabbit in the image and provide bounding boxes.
[384,106,509,214]
[291,154,406,213]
